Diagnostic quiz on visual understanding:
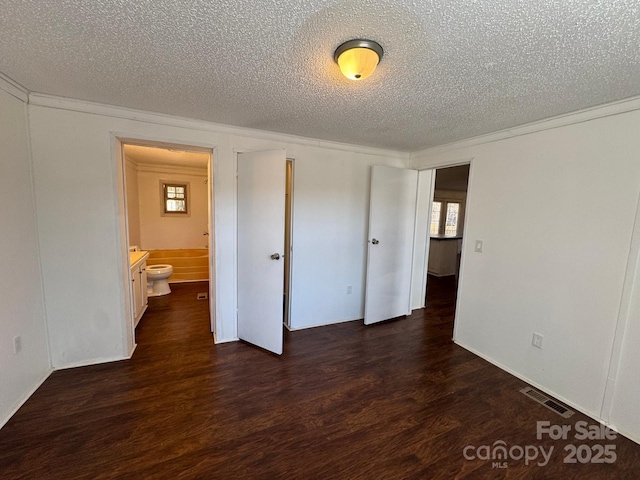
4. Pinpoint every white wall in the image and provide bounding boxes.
[0,84,51,427]
[412,104,640,435]
[288,152,406,329]
[124,159,141,247]
[27,95,409,367]
[608,193,640,442]
[135,164,208,250]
